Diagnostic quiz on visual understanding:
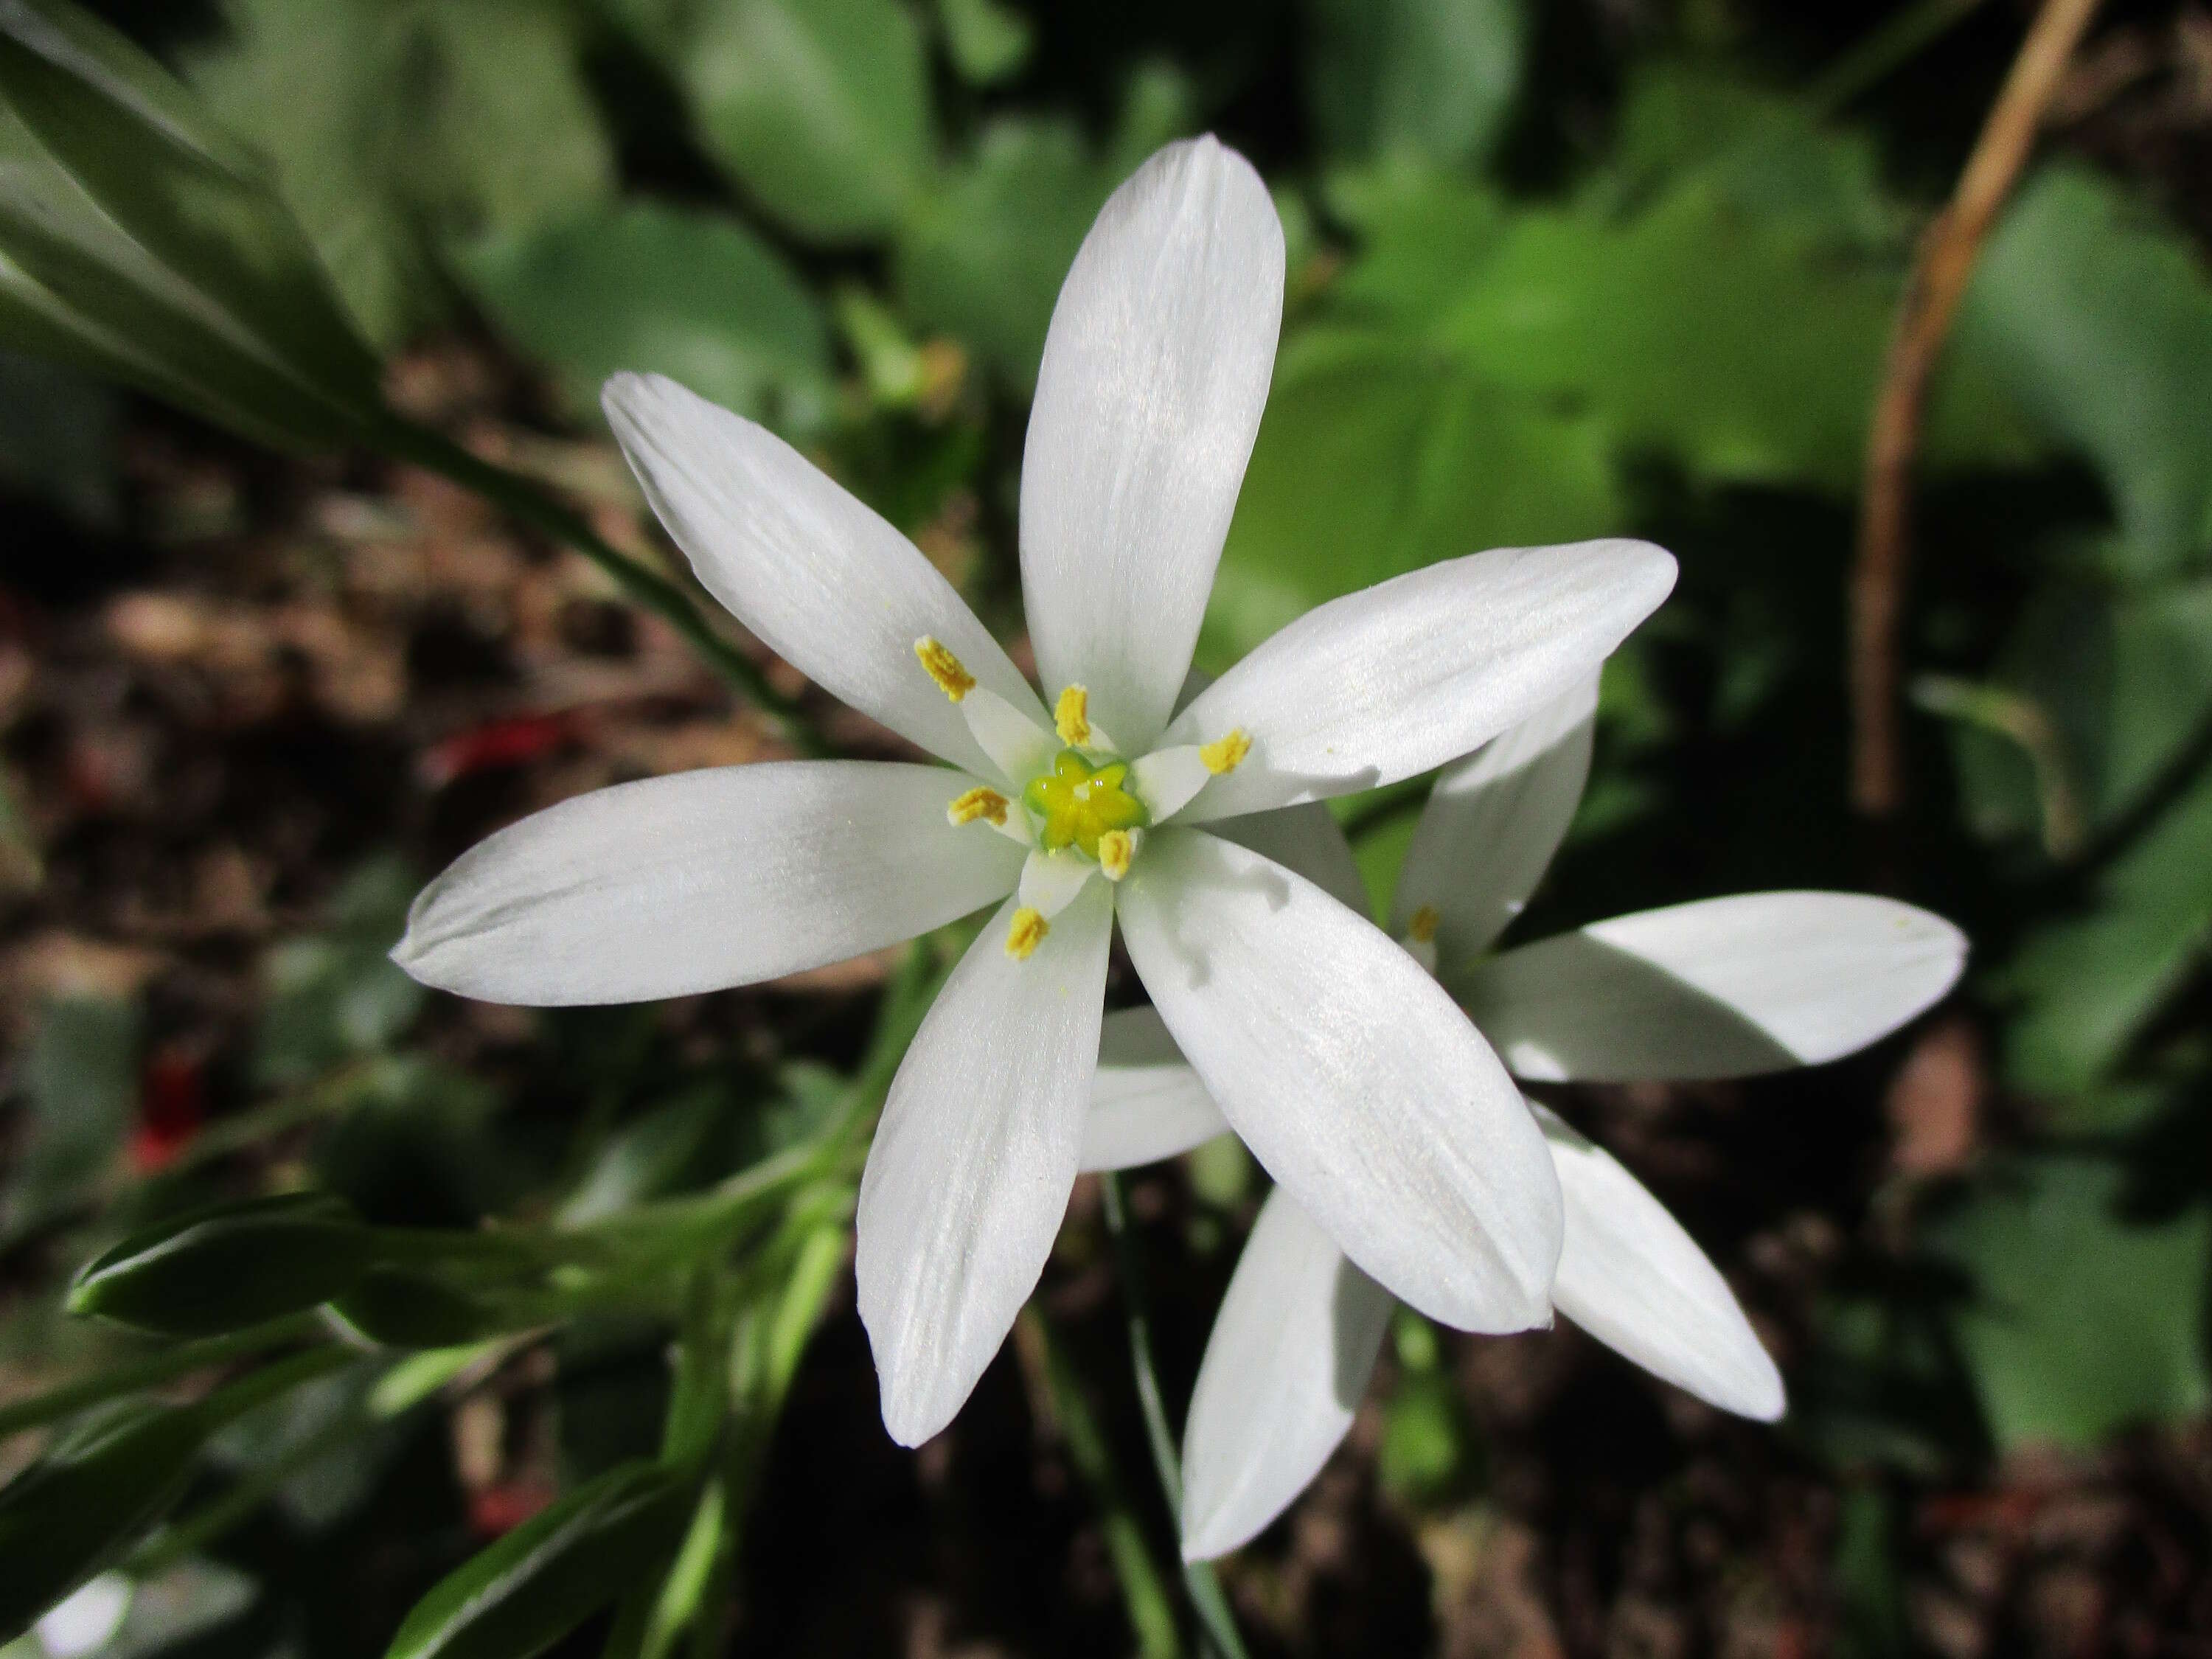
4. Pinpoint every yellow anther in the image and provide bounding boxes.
[1097,829,1135,881]
[914,636,974,702]
[947,786,1009,827]
[1006,907,1048,961]
[1408,905,1440,945]
[1200,729,1252,776]
[1054,685,1091,746]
